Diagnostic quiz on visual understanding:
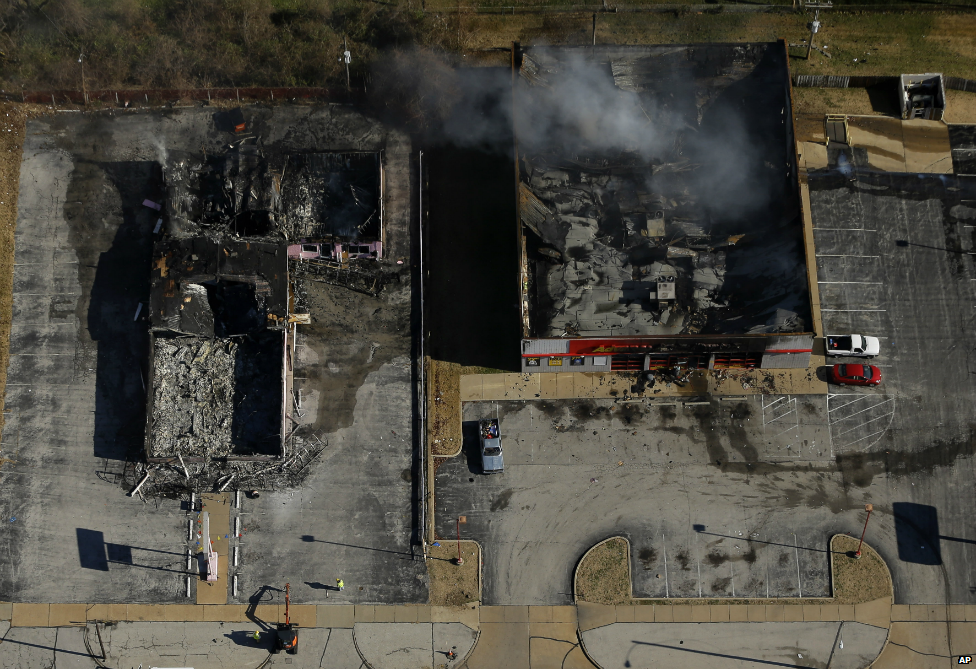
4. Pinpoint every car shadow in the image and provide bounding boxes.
[461,421,483,475]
